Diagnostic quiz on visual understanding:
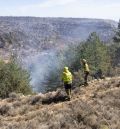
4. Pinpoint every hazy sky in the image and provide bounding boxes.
[0,0,120,21]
